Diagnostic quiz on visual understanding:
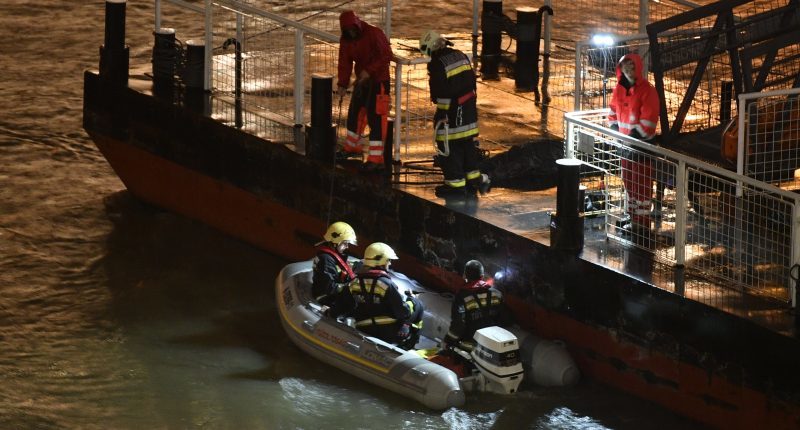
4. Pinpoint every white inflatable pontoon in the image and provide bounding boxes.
[275,260,579,410]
